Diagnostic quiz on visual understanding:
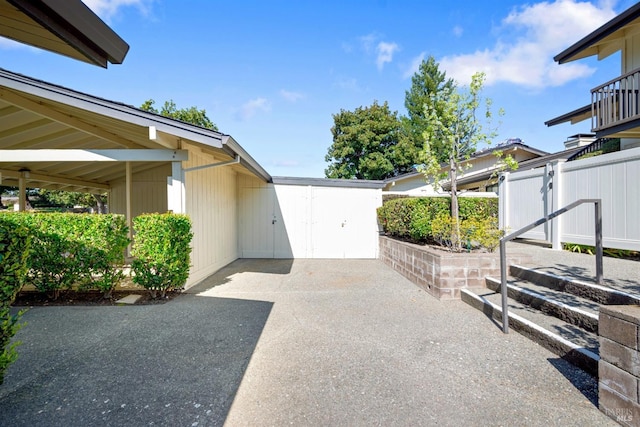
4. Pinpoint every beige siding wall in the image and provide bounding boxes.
[109,148,243,289]
[183,144,240,287]
[109,163,170,216]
